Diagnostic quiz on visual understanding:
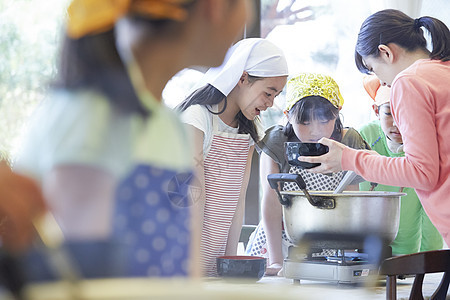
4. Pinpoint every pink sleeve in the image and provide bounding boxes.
[342,75,439,190]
